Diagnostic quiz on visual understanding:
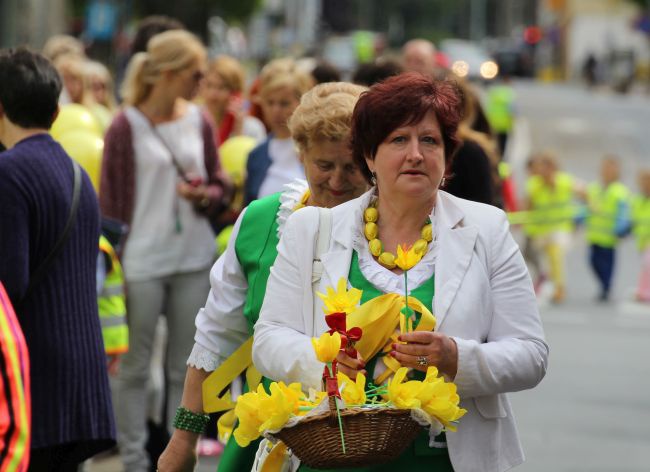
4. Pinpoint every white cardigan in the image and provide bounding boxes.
[253,189,549,472]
